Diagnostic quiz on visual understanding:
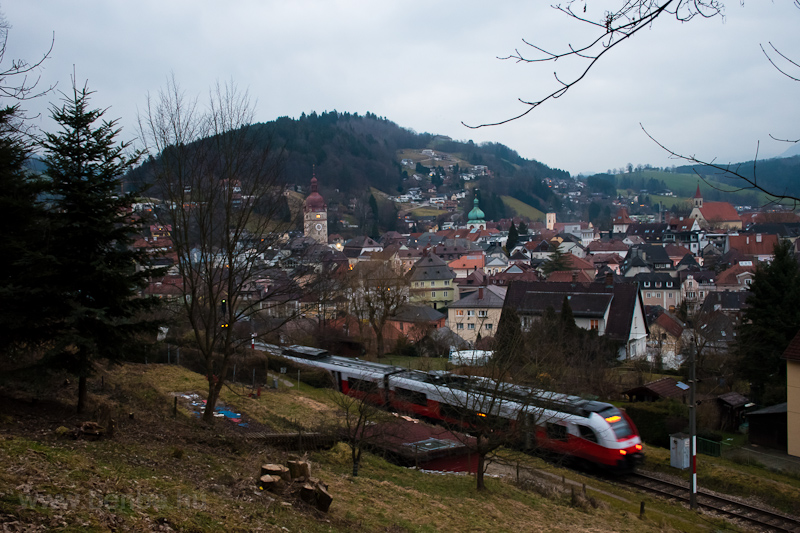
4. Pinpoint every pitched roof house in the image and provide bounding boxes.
[504,279,648,360]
